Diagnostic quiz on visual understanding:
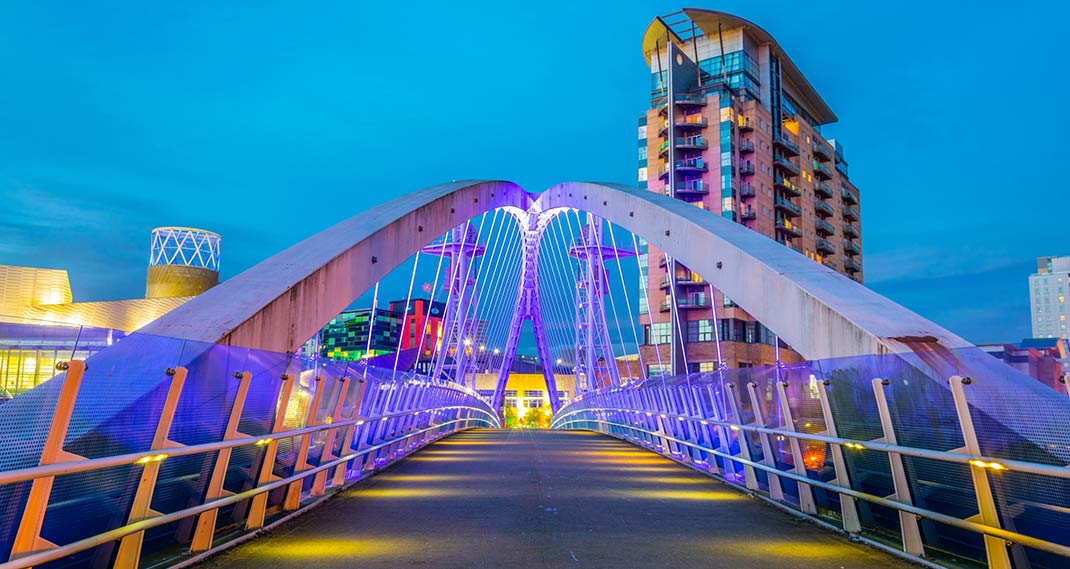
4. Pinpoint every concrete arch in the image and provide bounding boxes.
[142,180,531,353]
[534,182,972,360]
